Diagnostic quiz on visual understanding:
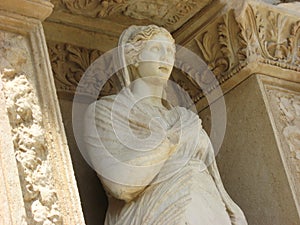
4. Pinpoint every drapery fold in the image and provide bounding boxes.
[84,88,247,224]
